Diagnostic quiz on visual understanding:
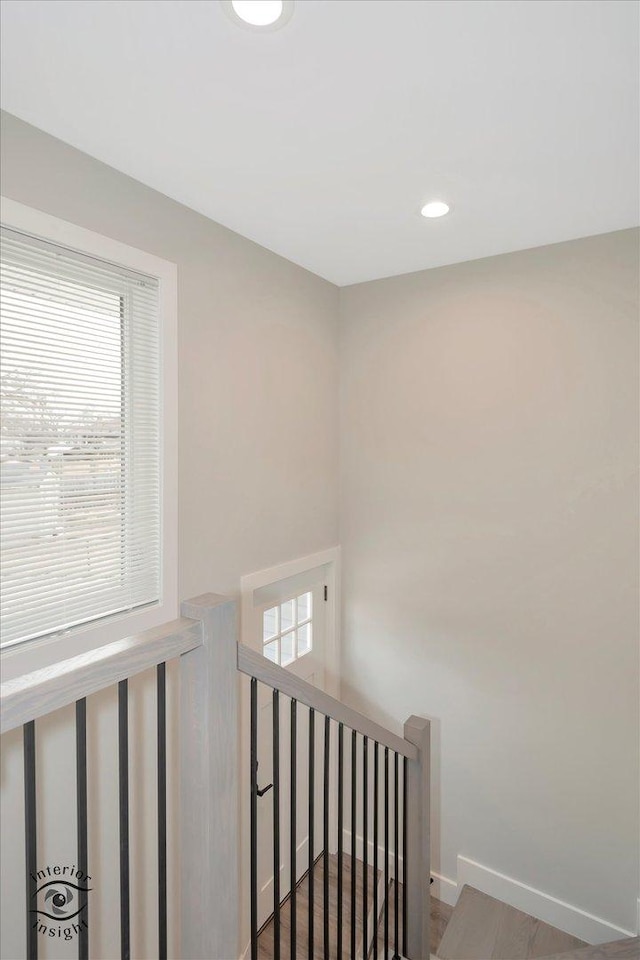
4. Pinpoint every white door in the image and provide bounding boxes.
[250,568,329,929]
